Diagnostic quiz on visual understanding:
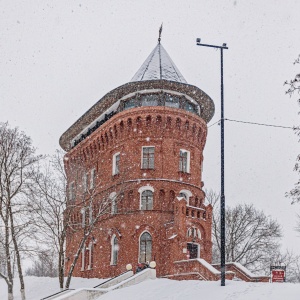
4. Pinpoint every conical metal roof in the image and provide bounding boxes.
[130,43,187,83]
